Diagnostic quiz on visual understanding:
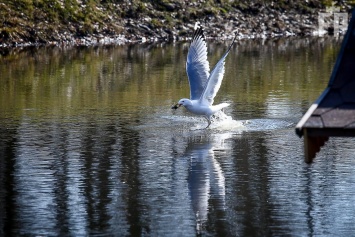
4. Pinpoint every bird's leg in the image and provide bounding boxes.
[204,116,211,129]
